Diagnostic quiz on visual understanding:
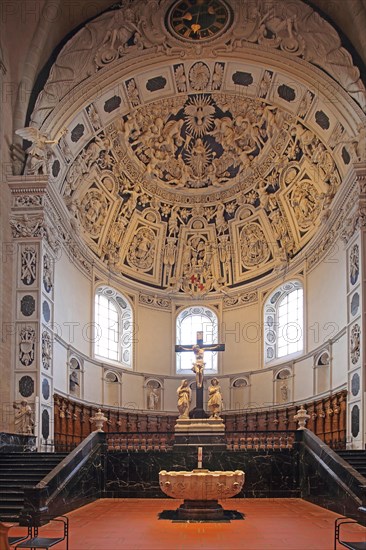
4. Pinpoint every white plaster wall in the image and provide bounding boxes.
[54,251,92,355]
[221,302,261,374]
[136,306,171,374]
[249,370,274,408]
[83,360,103,405]
[50,239,349,412]
[306,237,347,353]
[332,334,348,390]
[164,378,181,412]
[53,339,68,394]
[121,372,144,408]
[294,356,314,401]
